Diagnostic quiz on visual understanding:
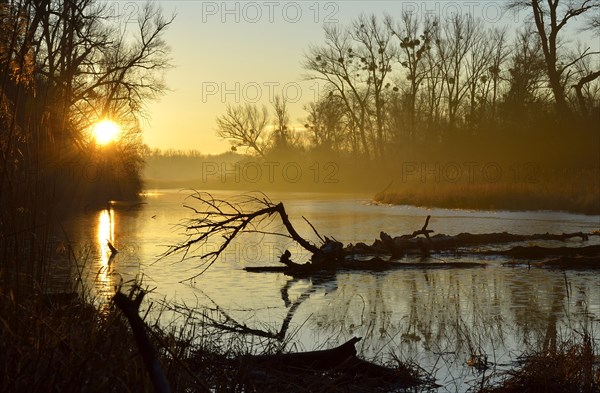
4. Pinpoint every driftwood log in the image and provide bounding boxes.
[349,231,593,256]
[537,255,600,269]
[246,229,598,276]
[245,337,361,371]
[244,259,485,275]
[487,244,600,259]
[241,337,421,391]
